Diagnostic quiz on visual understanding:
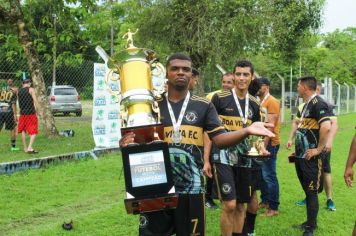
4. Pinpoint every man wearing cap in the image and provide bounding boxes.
[18,78,39,153]
[256,77,281,217]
